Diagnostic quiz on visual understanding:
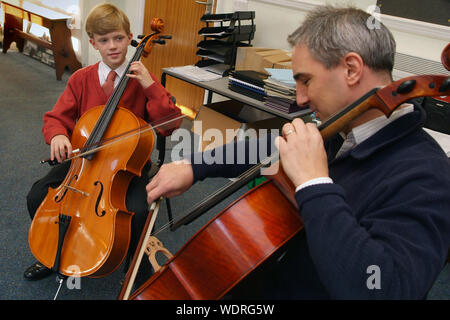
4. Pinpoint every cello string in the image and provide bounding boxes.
[57,159,82,216]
